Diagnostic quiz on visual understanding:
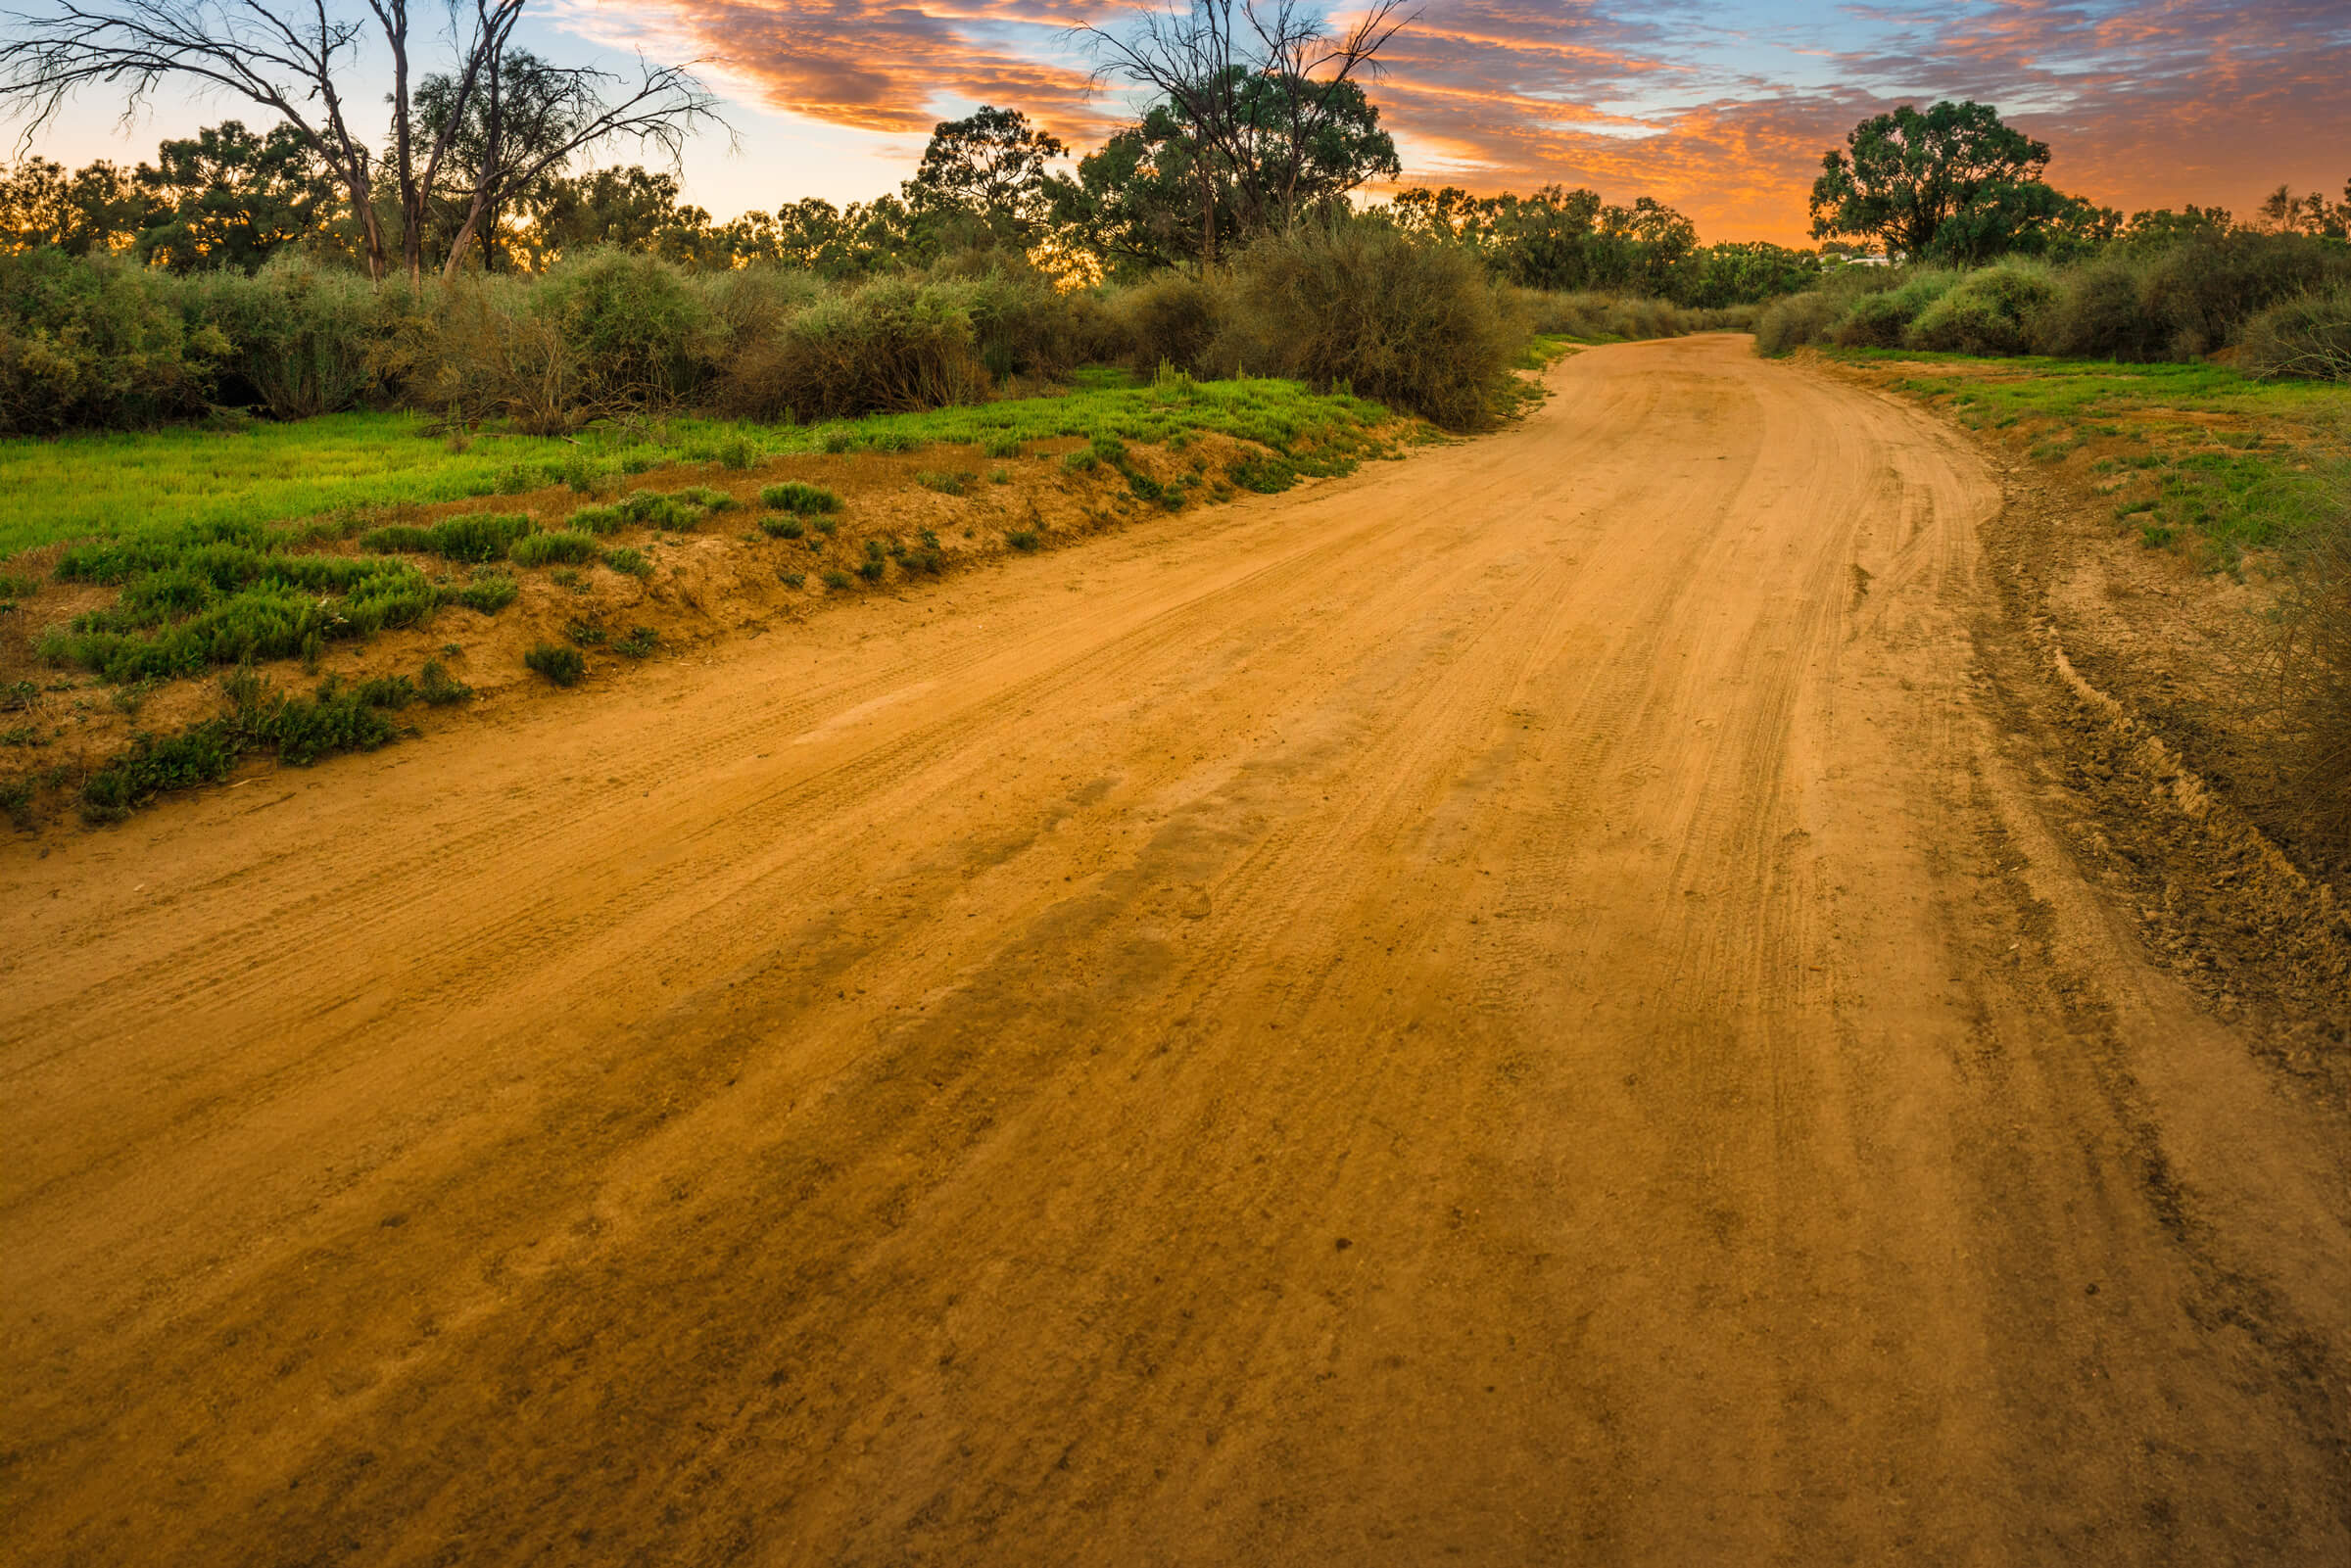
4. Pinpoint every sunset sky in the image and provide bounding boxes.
[26,0,2351,245]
